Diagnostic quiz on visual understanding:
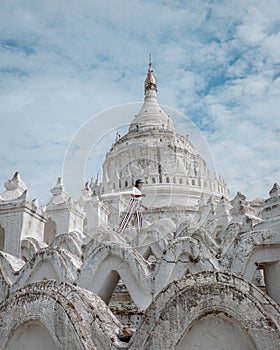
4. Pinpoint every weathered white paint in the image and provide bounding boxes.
[5,321,58,350]
[45,178,85,237]
[0,173,46,257]
[176,315,256,350]
[265,260,280,304]
[129,272,280,350]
